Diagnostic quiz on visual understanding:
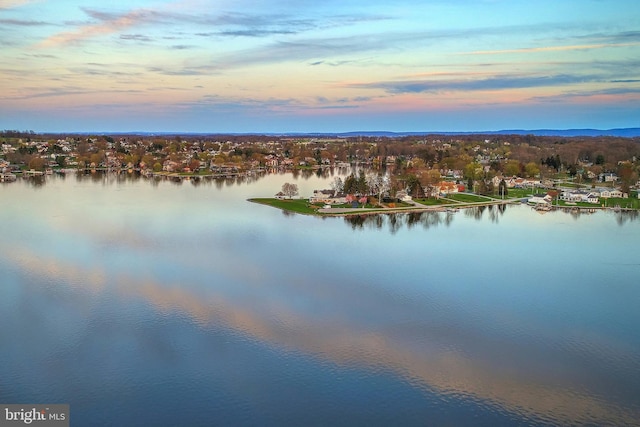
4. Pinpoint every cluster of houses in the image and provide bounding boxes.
[307,173,637,209]
[0,159,17,181]
[307,181,467,206]
[529,188,631,206]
